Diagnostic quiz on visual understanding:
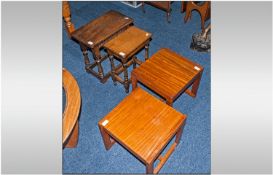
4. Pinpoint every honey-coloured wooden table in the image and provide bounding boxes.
[98,87,187,174]
[131,48,204,106]
[104,26,152,93]
[70,10,133,83]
